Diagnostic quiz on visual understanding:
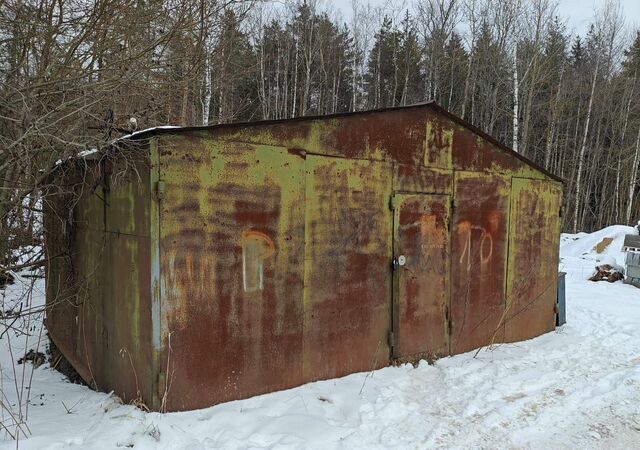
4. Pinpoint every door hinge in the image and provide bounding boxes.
[447,319,454,334]
[156,181,166,200]
[450,198,456,213]
[389,196,398,211]
[388,330,395,350]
